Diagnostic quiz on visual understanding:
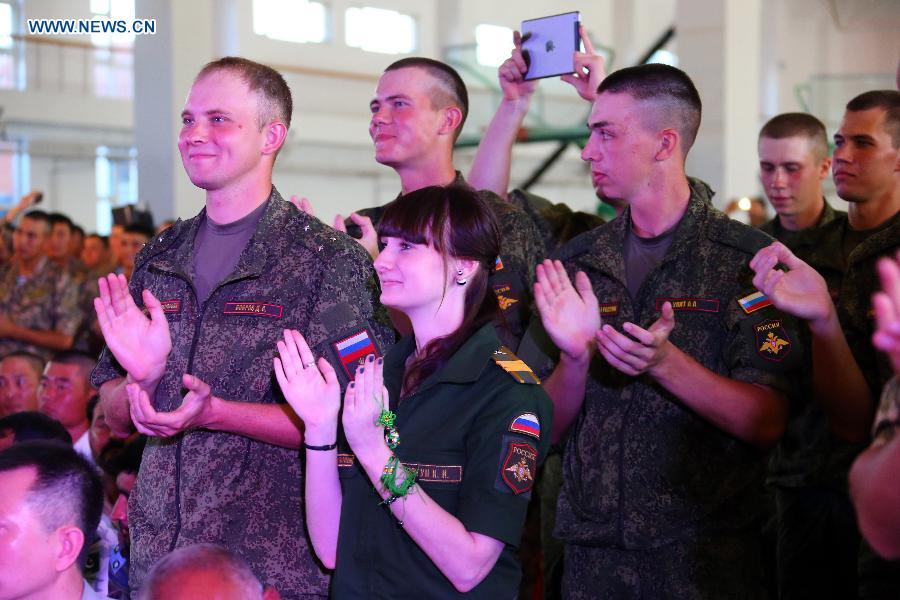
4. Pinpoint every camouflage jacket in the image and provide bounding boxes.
[348,172,546,351]
[523,179,802,549]
[0,256,82,360]
[758,200,844,248]
[91,189,395,599]
[811,211,900,394]
[765,205,894,490]
[507,188,607,253]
